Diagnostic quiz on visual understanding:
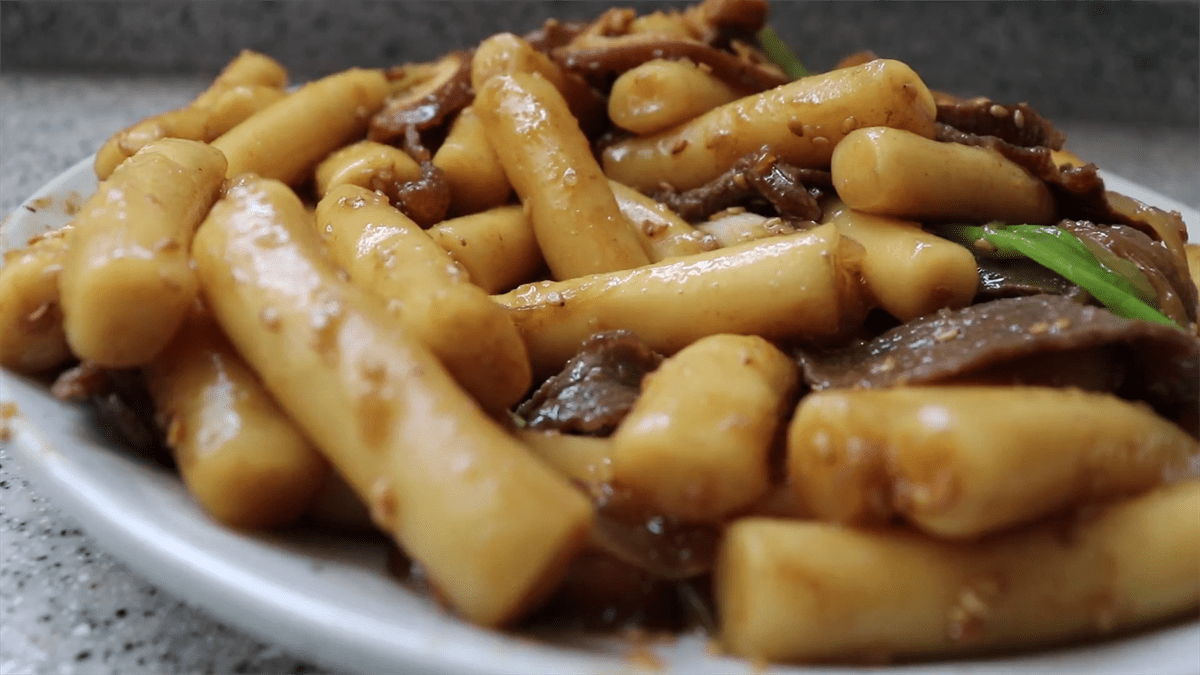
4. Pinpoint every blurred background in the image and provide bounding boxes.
[3,1,1198,125]
[1,3,1198,675]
